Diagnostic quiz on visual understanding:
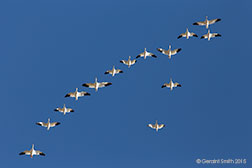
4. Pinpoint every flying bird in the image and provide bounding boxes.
[193,16,221,29]
[136,48,157,59]
[105,66,123,77]
[82,77,112,92]
[162,78,181,91]
[19,144,45,158]
[148,120,165,132]
[200,29,221,41]
[54,104,74,115]
[177,28,198,39]
[157,44,182,59]
[120,56,137,68]
[36,118,60,131]
[65,88,90,100]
